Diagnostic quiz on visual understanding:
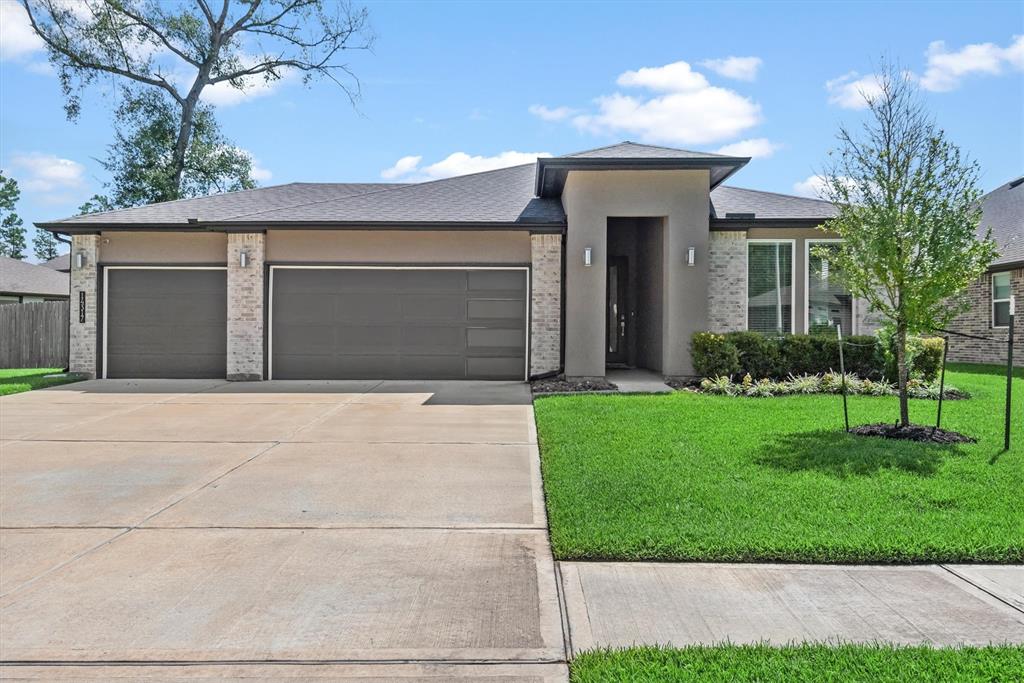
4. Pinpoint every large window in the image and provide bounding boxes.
[747,240,794,333]
[993,272,1012,328]
[807,240,853,335]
